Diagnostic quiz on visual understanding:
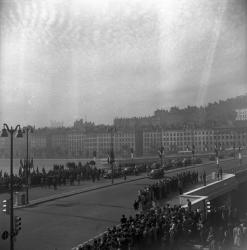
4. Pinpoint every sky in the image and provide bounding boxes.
[0,0,246,127]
